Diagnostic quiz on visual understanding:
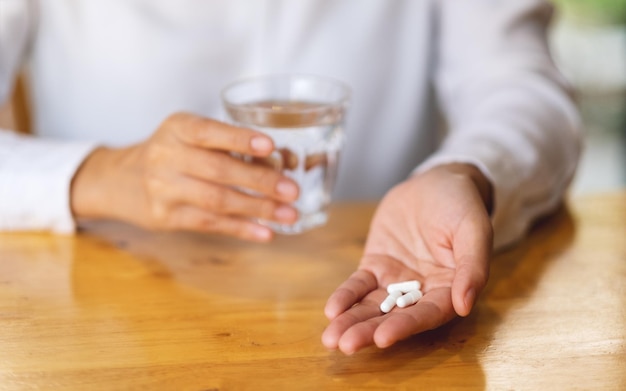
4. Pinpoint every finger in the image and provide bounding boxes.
[373,287,455,349]
[324,269,378,320]
[169,205,274,242]
[177,149,299,202]
[337,316,386,355]
[167,113,274,157]
[450,215,493,316]
[328,287,457,354]
[321,289,386,351]
[167,176,298,224]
